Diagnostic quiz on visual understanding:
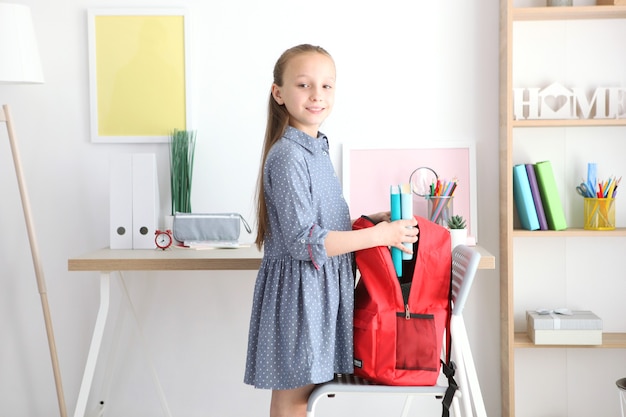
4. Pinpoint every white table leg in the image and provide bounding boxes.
[74,272,110,417]
[117,272,173,417]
